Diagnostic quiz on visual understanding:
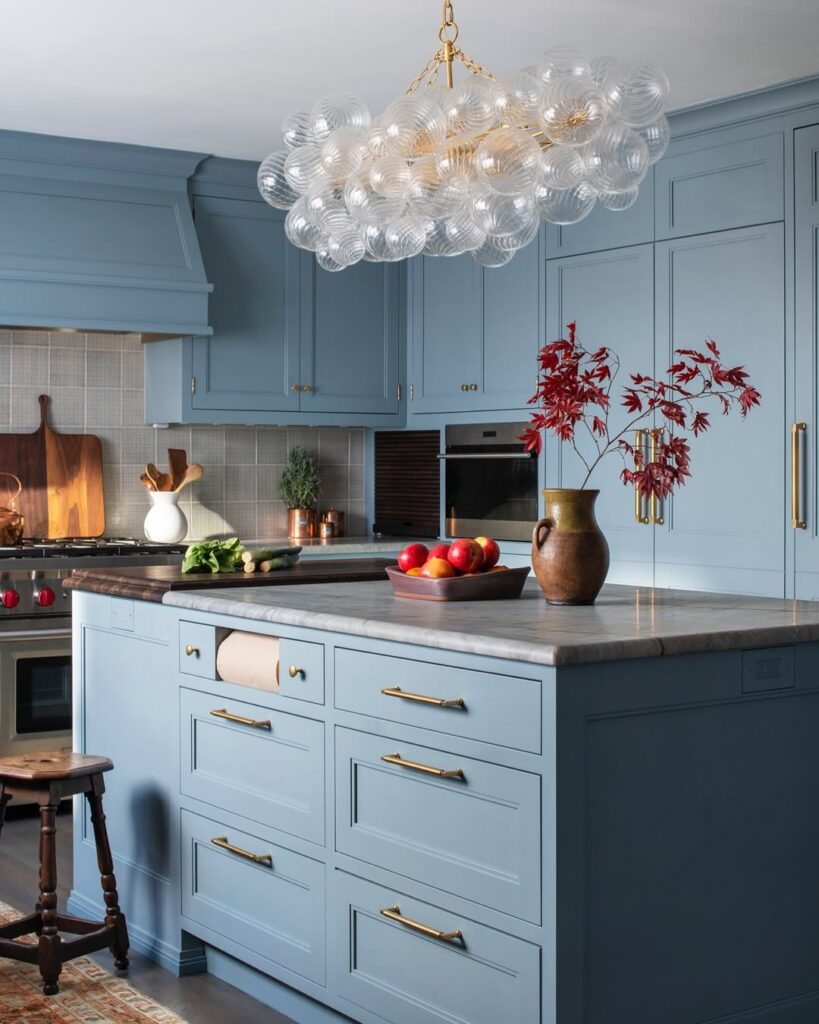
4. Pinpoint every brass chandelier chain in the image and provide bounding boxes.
[405,0,495,94]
